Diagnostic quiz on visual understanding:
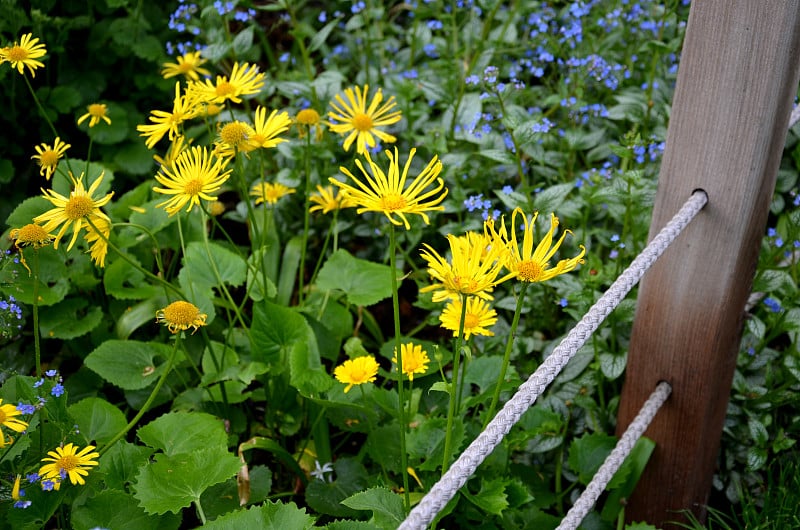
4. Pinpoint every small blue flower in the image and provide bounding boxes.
[14,500,32,509]
[17,402,35,415]
[42,480,56,491]
[558,298,568,308]
[764,297,782,313]
[51,384,65,398]
[501,185,514,194]
[33,378,45,388]
[45,369,57,377]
